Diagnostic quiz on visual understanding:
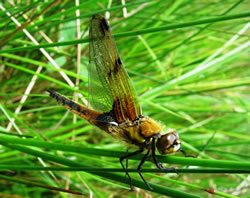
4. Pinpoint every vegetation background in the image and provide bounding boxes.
[0,0,249,197]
